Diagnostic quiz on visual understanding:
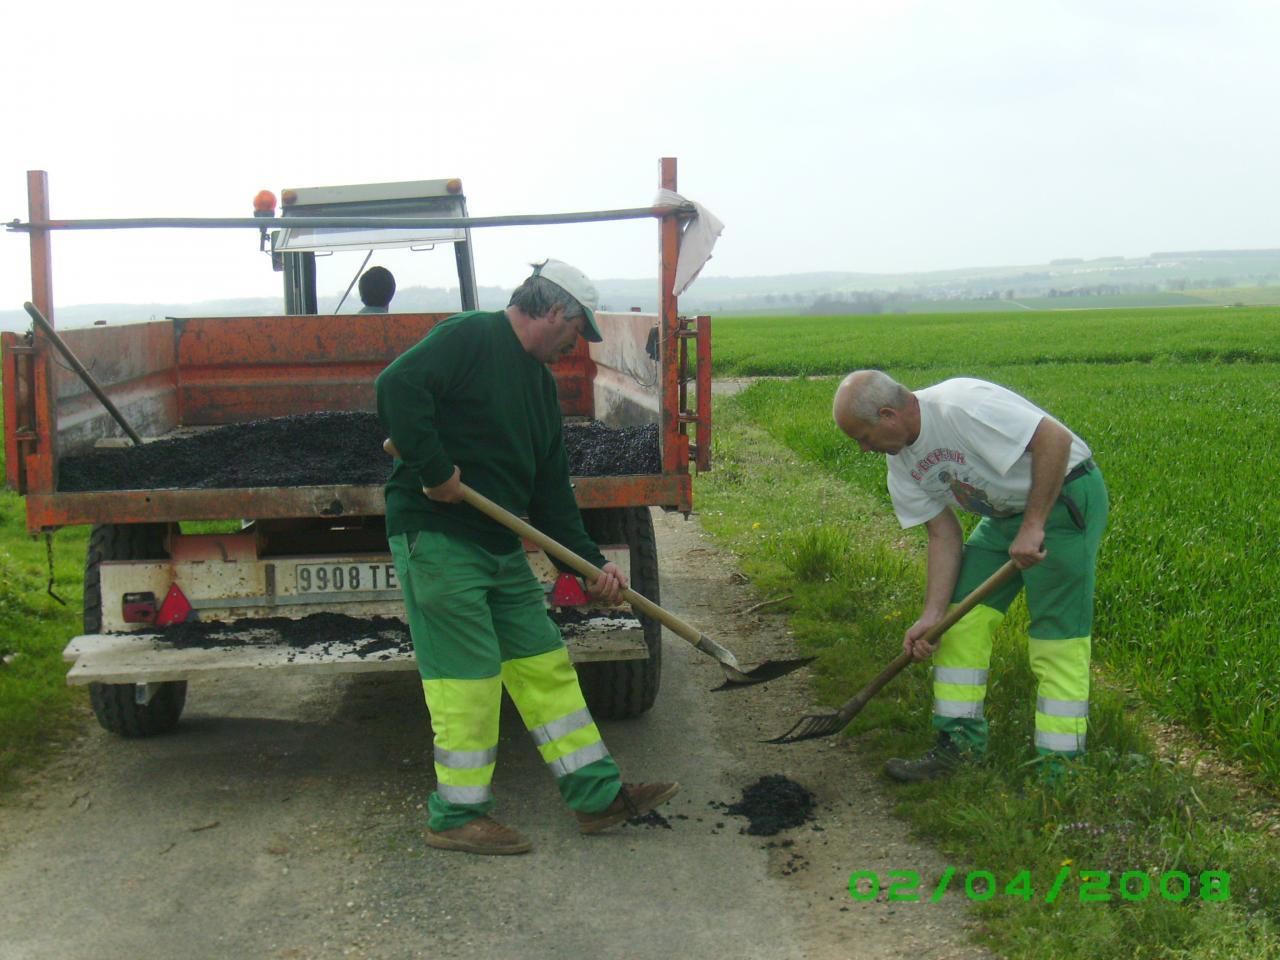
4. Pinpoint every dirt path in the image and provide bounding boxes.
[0,510,989,960]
